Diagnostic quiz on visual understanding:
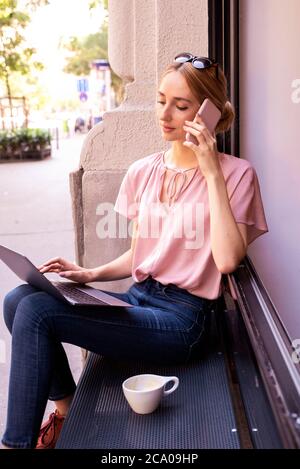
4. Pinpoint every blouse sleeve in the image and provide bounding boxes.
[114,166,139,220]
[229,166,269,245]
